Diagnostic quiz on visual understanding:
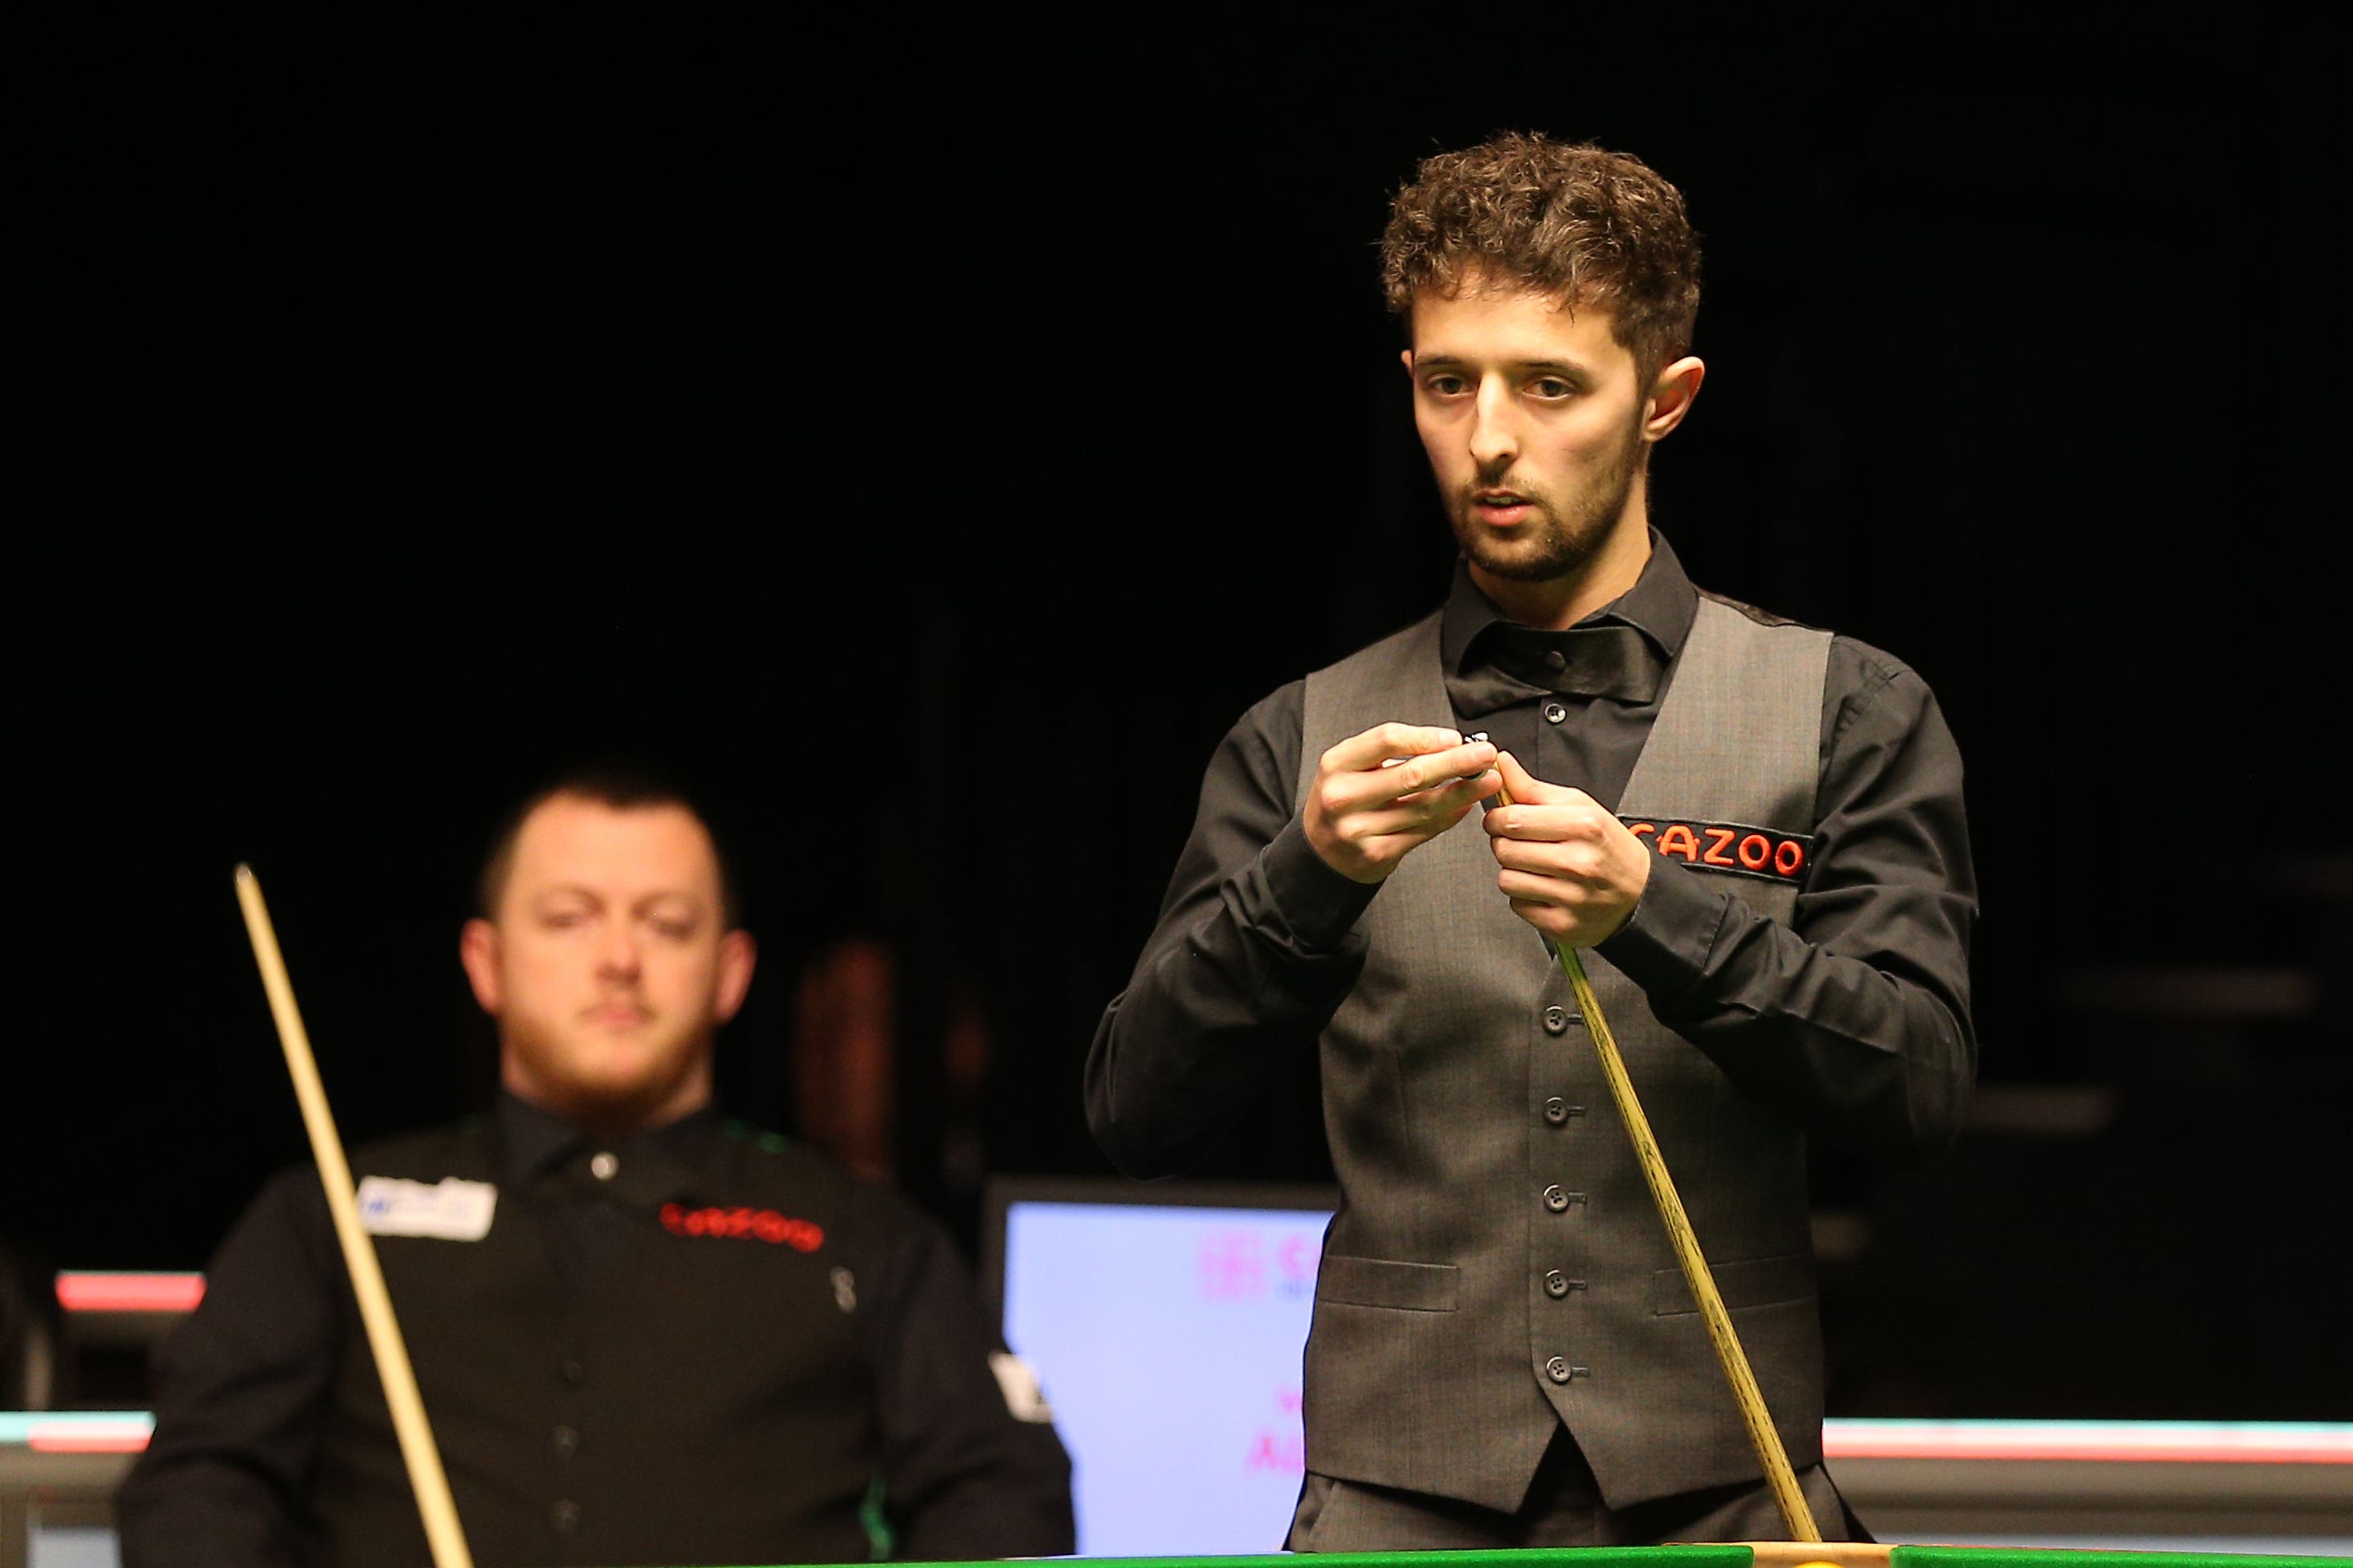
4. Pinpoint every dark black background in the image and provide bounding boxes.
[14,10,2351,1419]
